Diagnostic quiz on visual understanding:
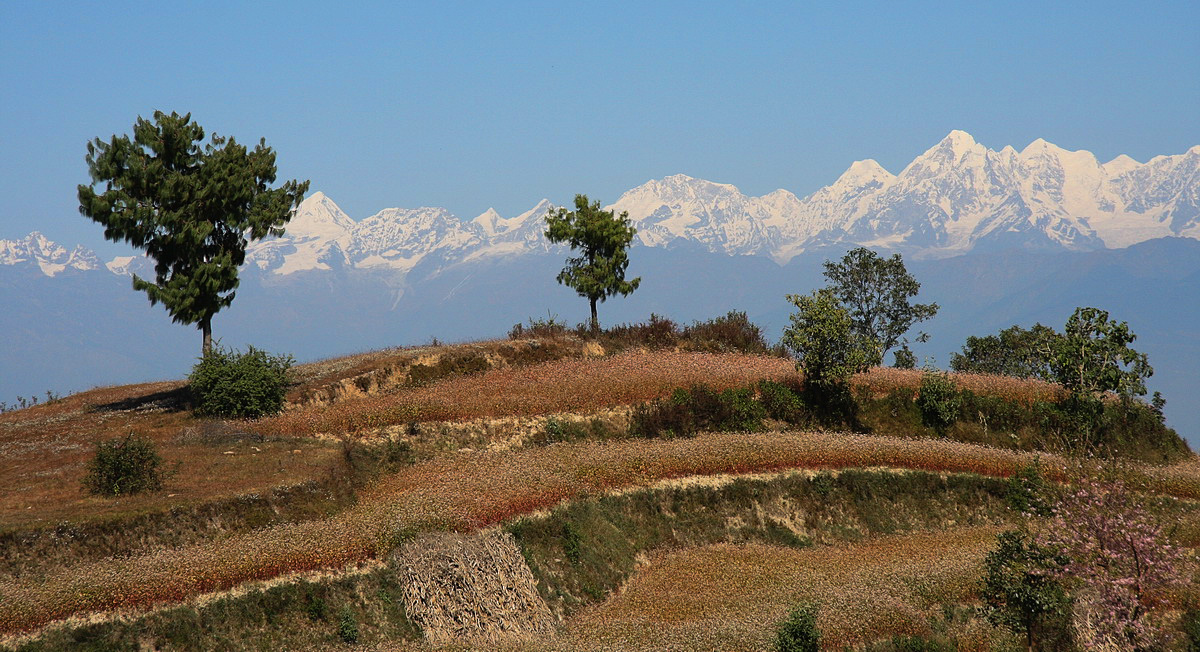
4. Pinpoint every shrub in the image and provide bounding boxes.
[1181,606,1200,651]
[1005,457,1055,517]
[757,379,806,423]
[631,385,767,438]
[774,602,821,652]
[602,313,681,349]
[682,310,769,354]
[82,433,167,496]
[337,605,359,644]
[916,370,961,431]
[188,344,293,418]
[509,312,568,339]
[630,395,697,439]
[980,530,1073,650]
[718,387,767,431]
